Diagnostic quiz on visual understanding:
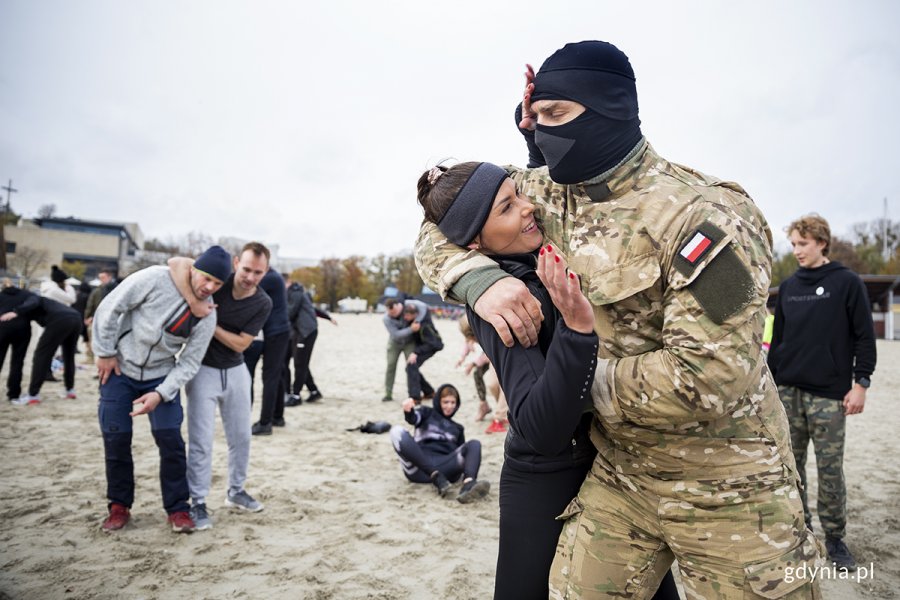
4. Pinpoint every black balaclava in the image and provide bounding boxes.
[531,40,642,184]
